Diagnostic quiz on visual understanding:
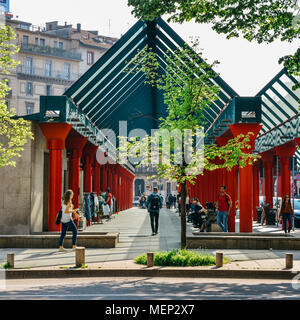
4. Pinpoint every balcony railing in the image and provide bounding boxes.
[19,43,82,61]
[17,65,81,82]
